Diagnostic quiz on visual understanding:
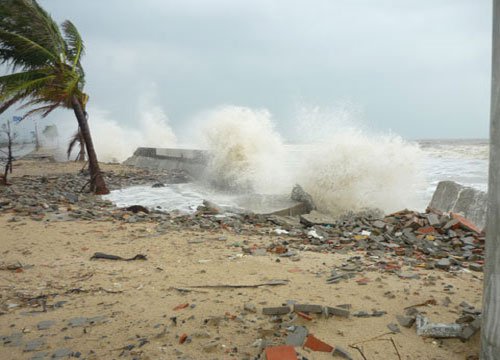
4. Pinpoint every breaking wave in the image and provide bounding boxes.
[294,105,424,215]
[198,106,290,194]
